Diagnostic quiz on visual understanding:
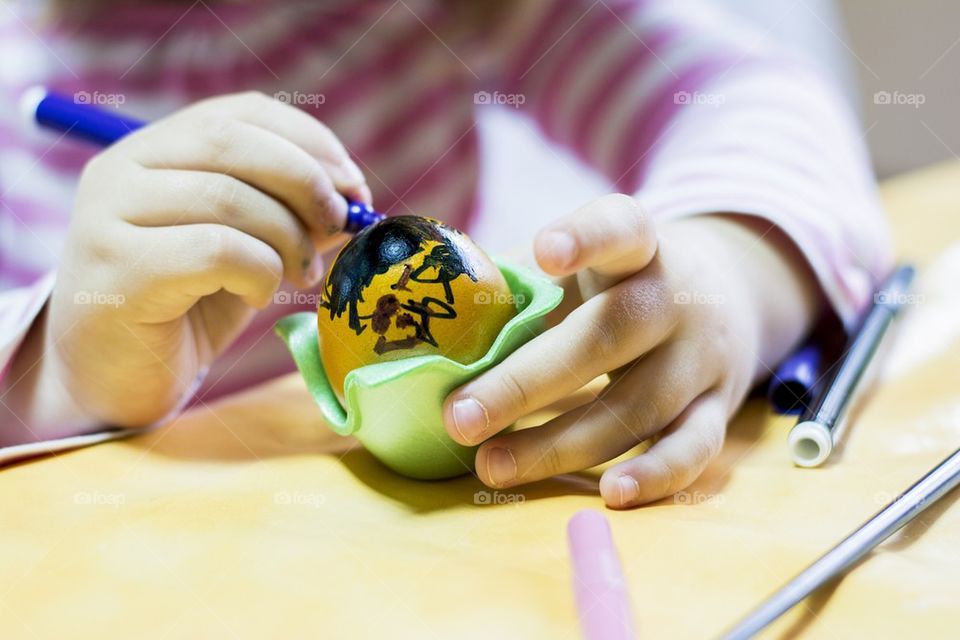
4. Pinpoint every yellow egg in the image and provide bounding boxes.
[317,216,517,403]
